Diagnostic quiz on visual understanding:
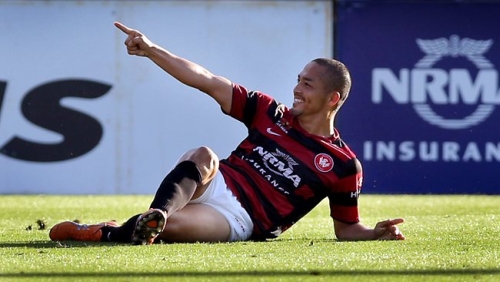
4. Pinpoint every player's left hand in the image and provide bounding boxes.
[373,218,406,240]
